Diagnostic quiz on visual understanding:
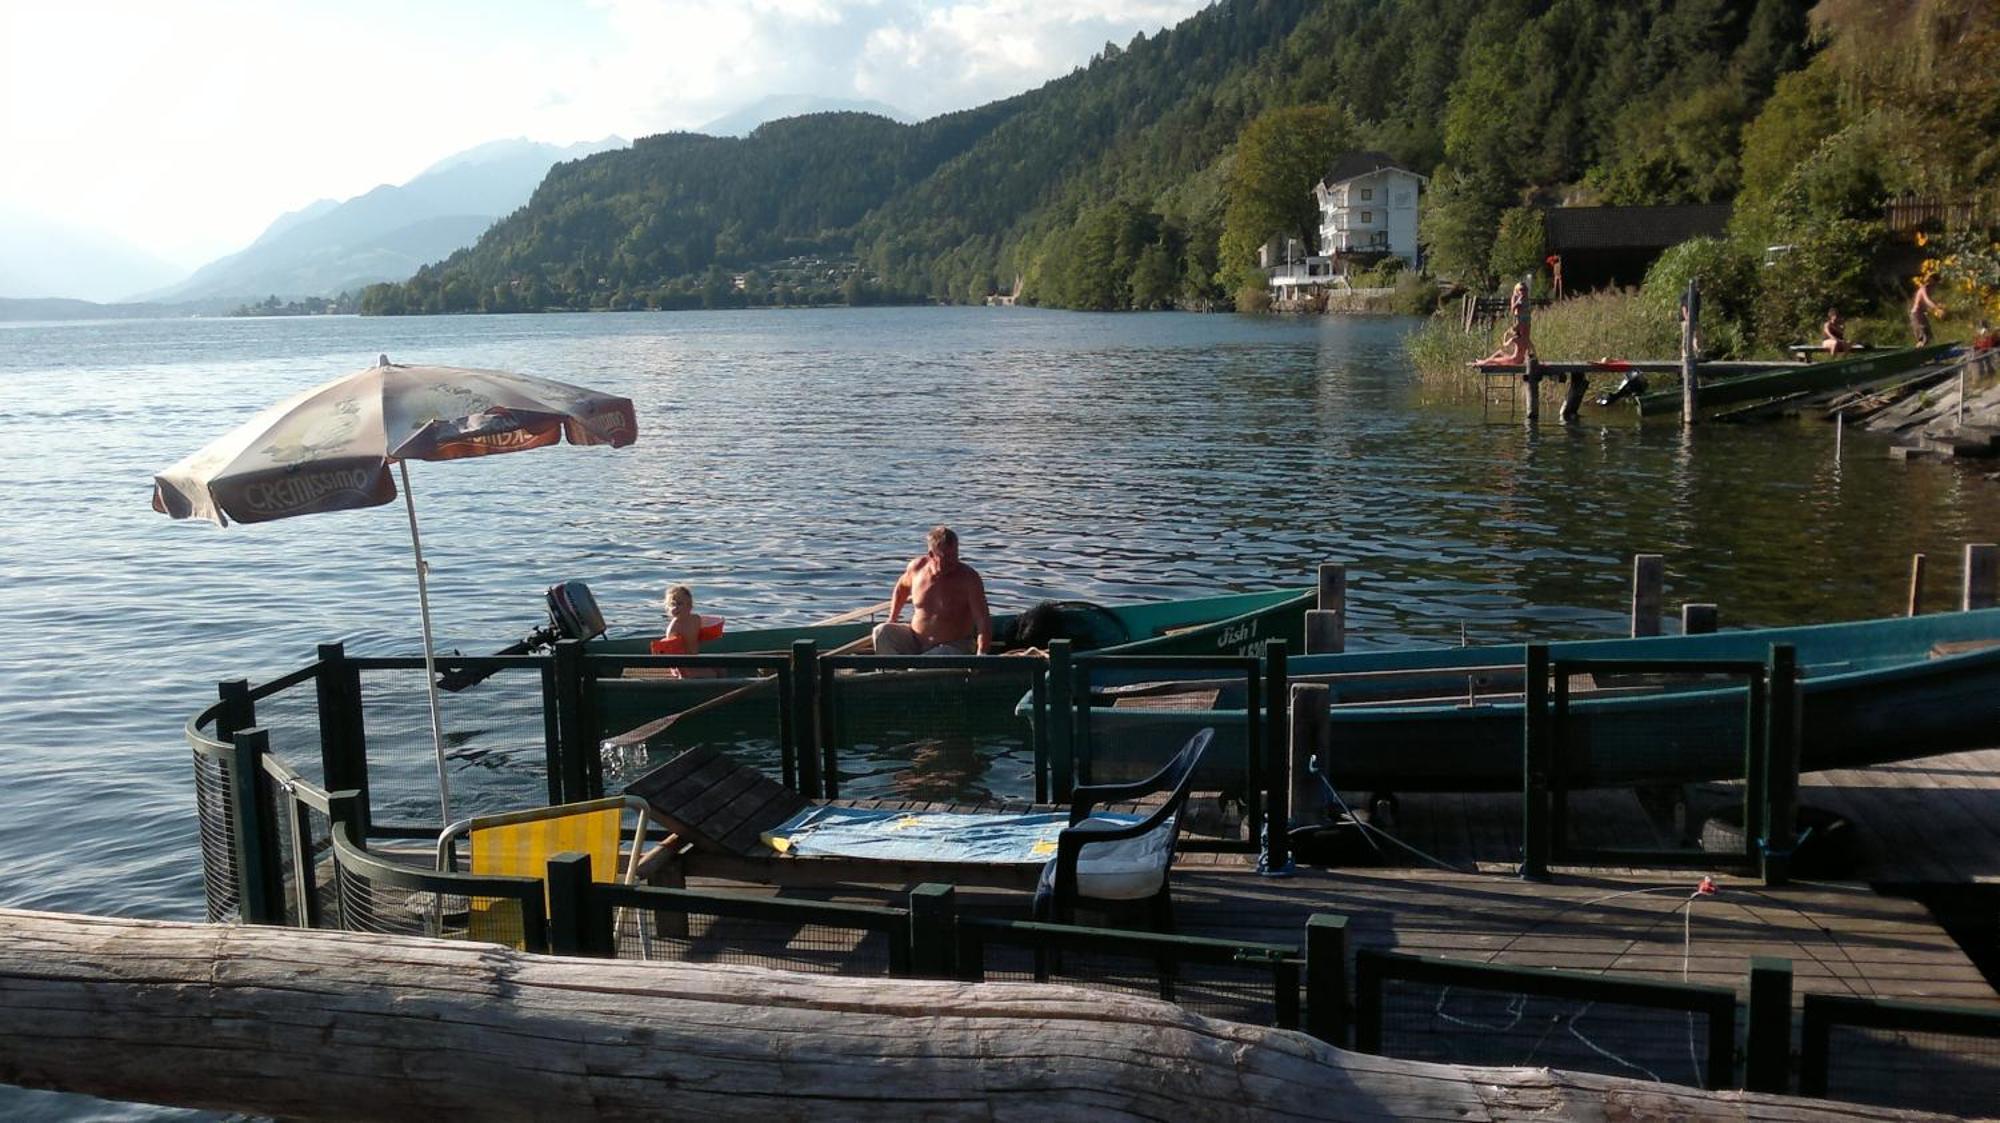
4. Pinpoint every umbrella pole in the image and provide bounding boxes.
[397,460,452,825]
